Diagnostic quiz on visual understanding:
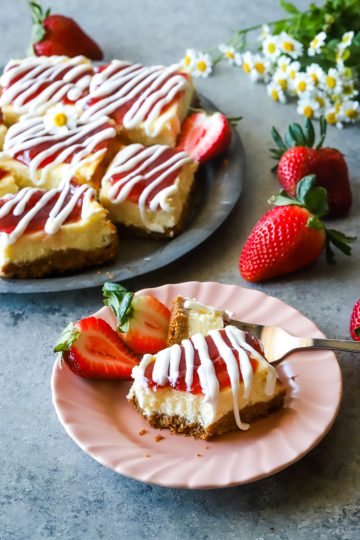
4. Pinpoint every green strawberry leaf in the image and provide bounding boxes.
[304,118,315,147]
[288,123,306,146]
[296,175,317,203]
[316,116,327,149]
[54,323,80,353]
[307,215,324,230]
[271,126,287,151]
[304,186,329,218]
[269,190,298,206]
[325,229,357,263]
[284,130,297,149]
[355,327,360,338]
[102,282,134,333]
[31,23,46,44]
[279,0,300,14]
